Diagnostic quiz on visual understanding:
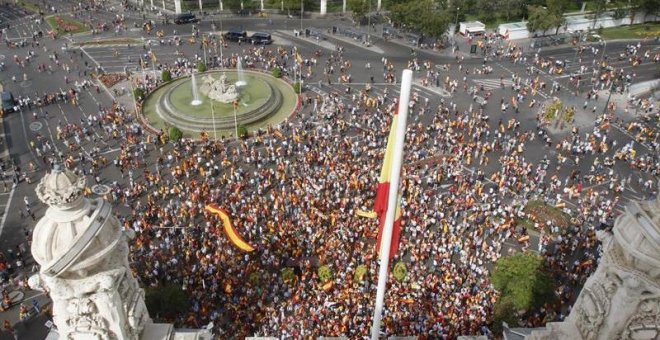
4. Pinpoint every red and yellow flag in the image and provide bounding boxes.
[205,204,255,252]
[374,109,403,260]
